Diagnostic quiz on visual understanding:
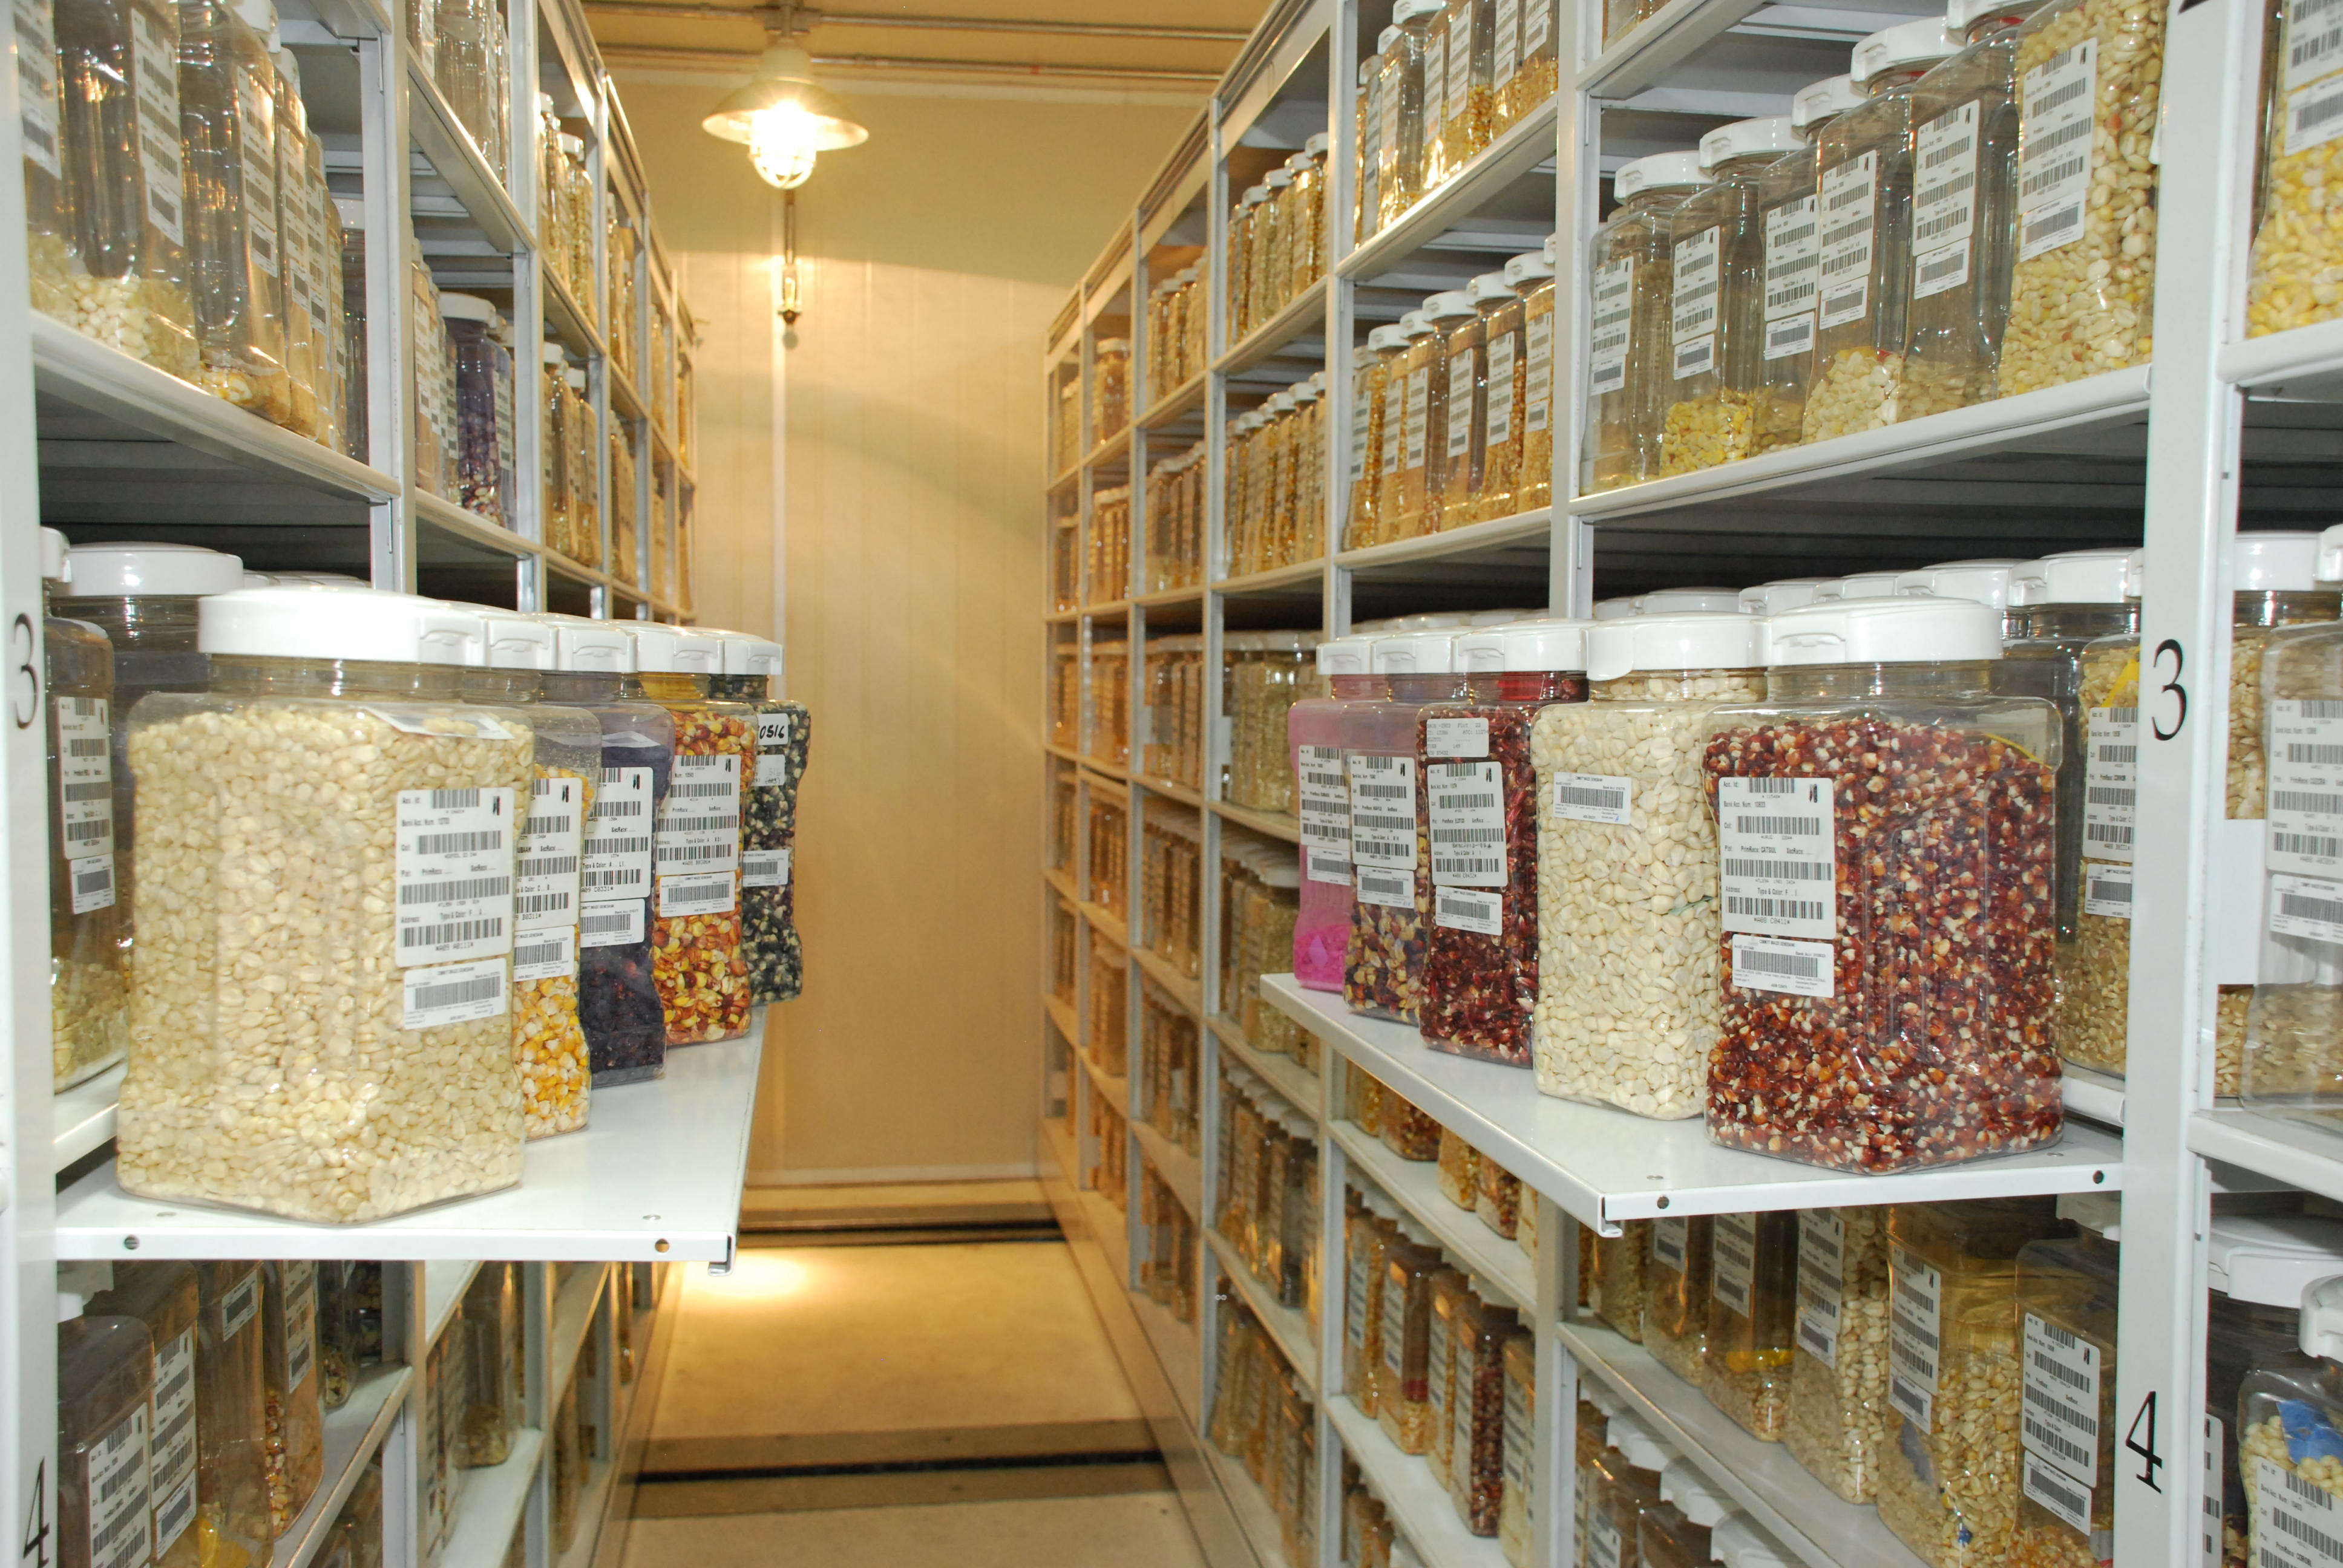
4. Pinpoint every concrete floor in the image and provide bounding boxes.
[620,1232,1208,1568]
